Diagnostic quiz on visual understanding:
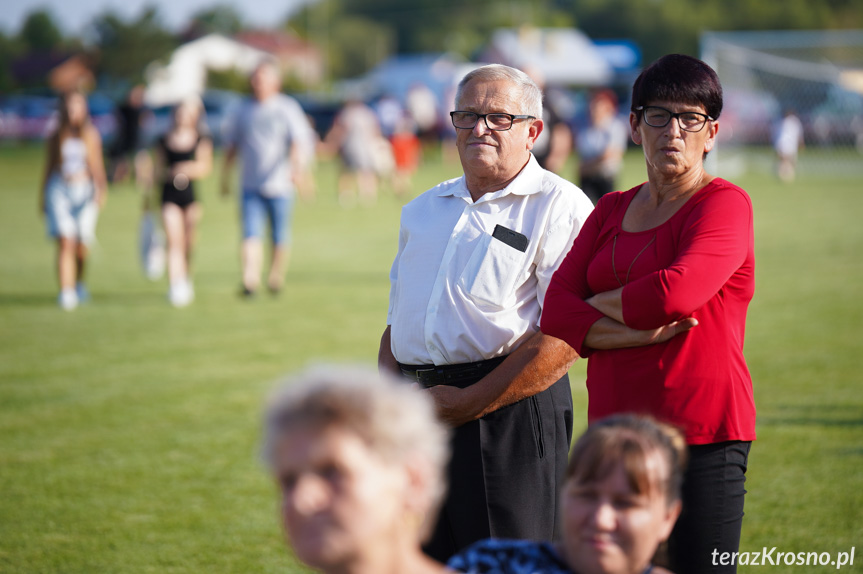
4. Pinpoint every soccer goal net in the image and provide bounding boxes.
[701,30,863,178]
